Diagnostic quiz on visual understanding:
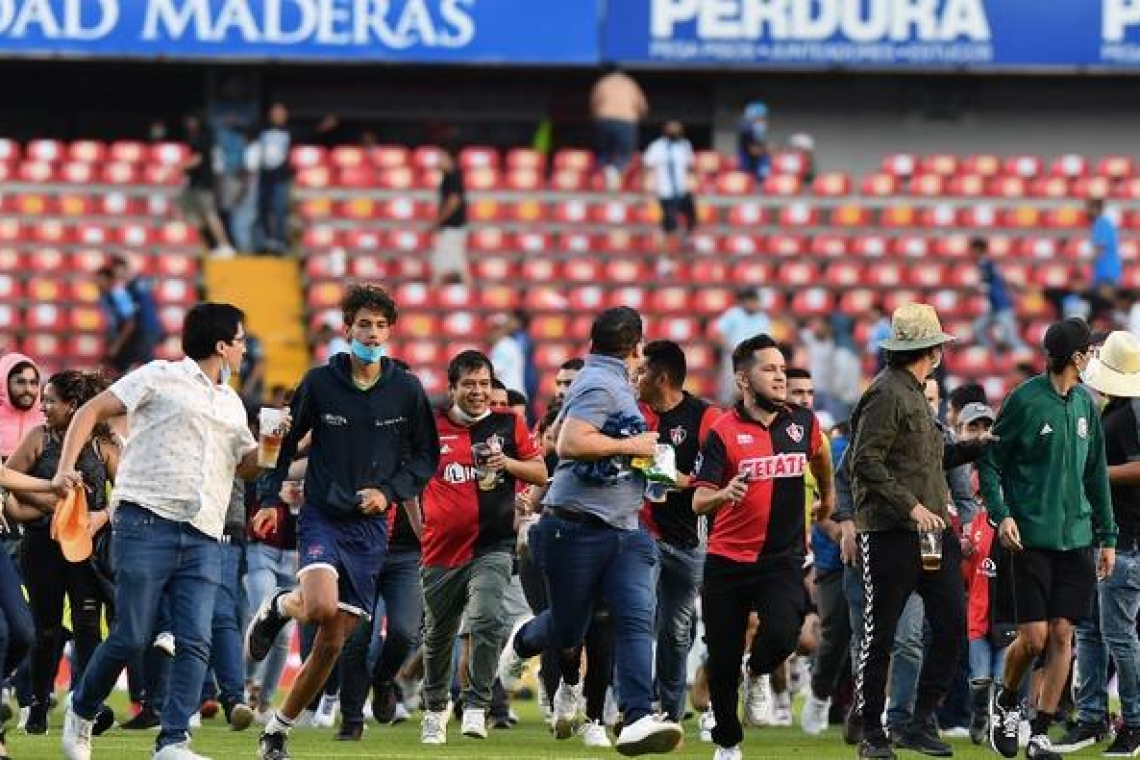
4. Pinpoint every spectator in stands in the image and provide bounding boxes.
[1,354,43,461]
[430,145,470,286]
[590,65,649,191]
[512,310,540,417]
[95,259,162,377]
[737,102,770,181]
[1089,197,1122,322]
[714,288,771,406]
[489,313,526,395]
[644,120,697,272]
[179,114,236,258]
[228,127,262,253]
[971,237,1027,354]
